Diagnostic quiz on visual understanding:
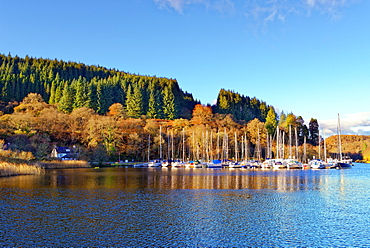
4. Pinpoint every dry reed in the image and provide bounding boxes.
[0,161,44,177]
[36,160,90,169]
